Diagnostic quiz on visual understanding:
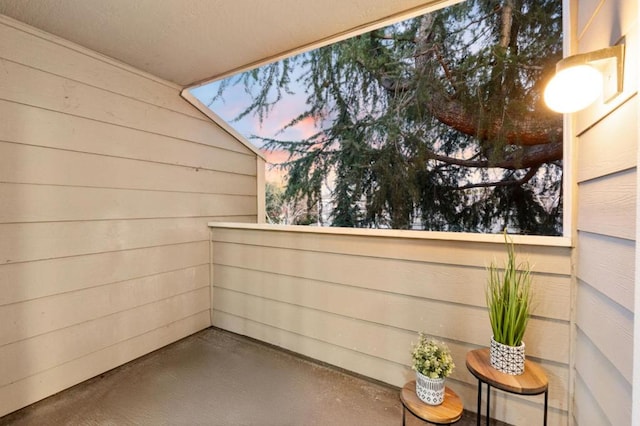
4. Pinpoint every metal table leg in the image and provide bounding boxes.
[476,379,482,426]
[486,384,490,426]
[544,390,548,426]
